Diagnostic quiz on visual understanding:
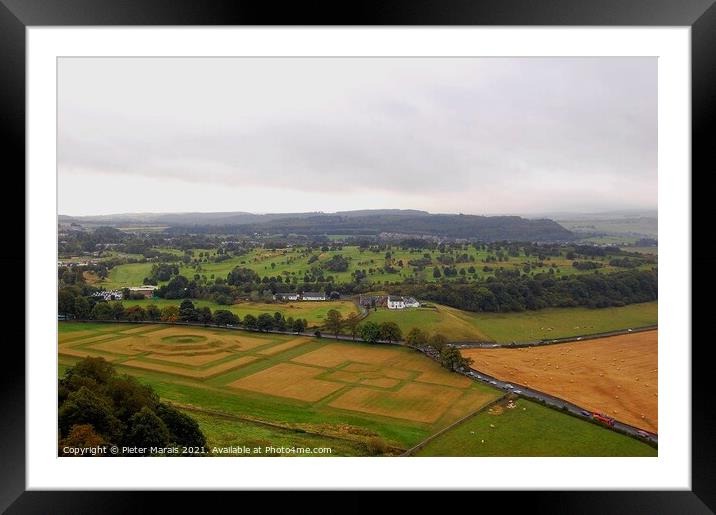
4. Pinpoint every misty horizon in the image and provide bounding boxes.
[59,207,657,219]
